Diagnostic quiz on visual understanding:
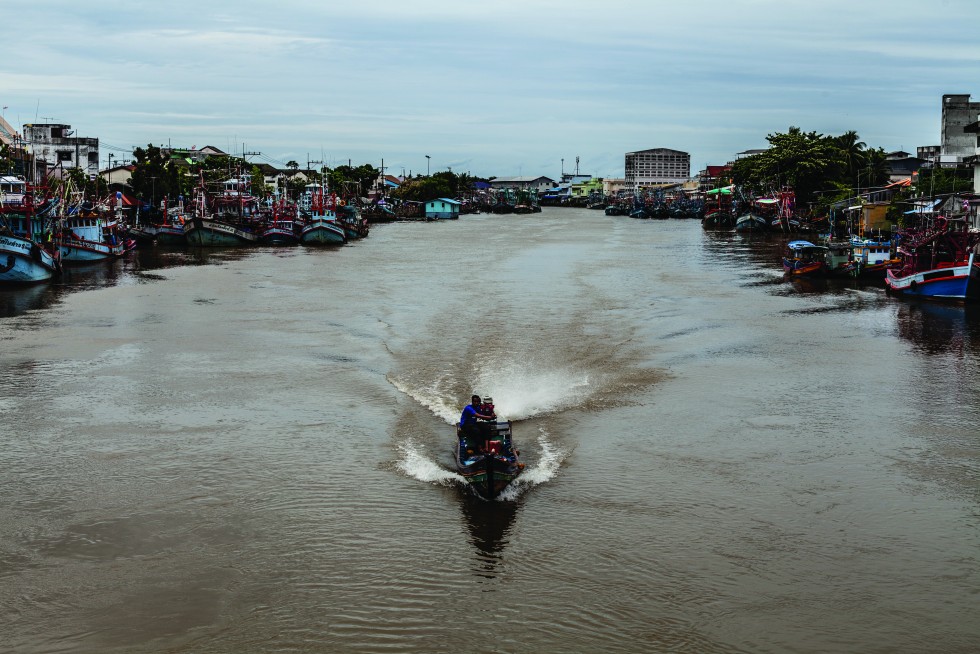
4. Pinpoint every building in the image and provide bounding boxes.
[941,94,980,160]
[424,198,461,219]
[963,118,980,194]
[489,176,555,193]
[602,178,626,195]
[0,115,19,146]
[102,164,134,187]
[570,178,604,198]
[917,145,941,161]
[698,164,732,192]
[624,148,690,188]
[24,123,99,179]
[883,151,925,184]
